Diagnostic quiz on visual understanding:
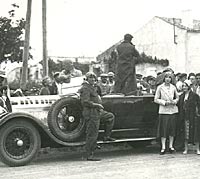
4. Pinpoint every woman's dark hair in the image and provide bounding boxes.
[163,73,172,83]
